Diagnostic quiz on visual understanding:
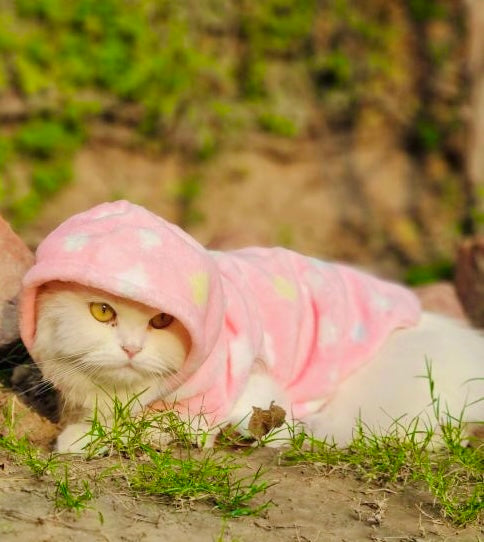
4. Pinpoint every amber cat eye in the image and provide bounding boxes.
[149,313,174,329]
[90,302,116,323]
